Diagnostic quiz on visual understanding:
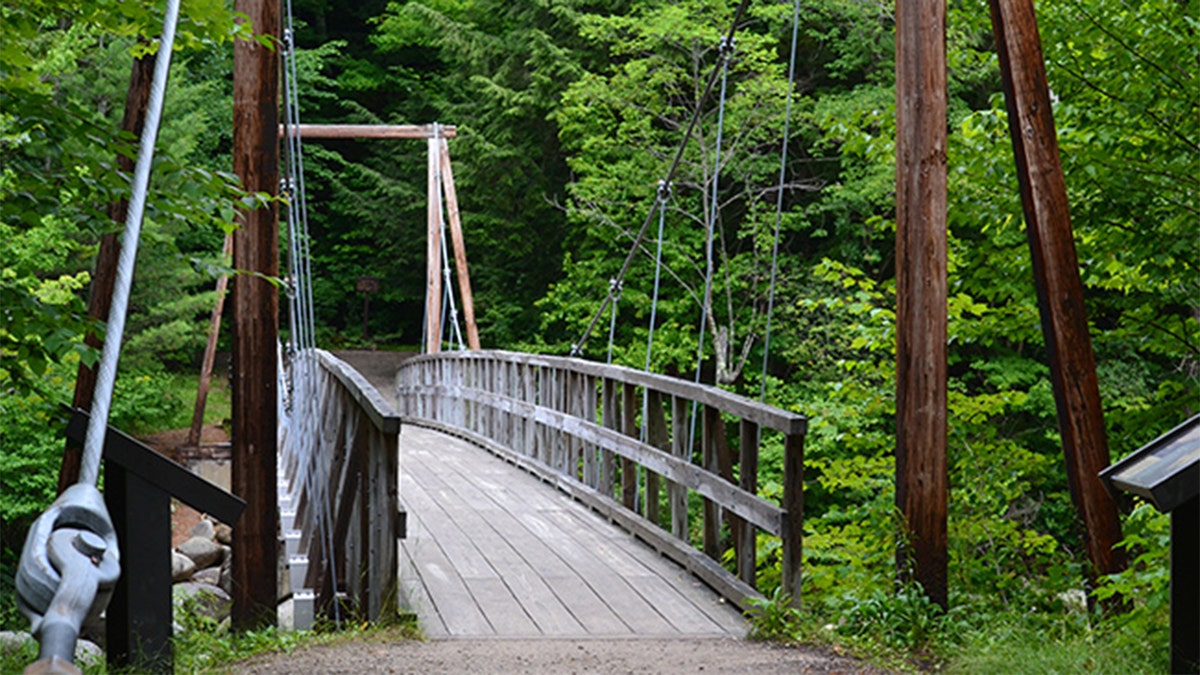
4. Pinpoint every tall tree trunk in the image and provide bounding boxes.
[895,0,949,610]
[58,51,155,494]
[231,0,280,631]
[989,0,1125,580]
